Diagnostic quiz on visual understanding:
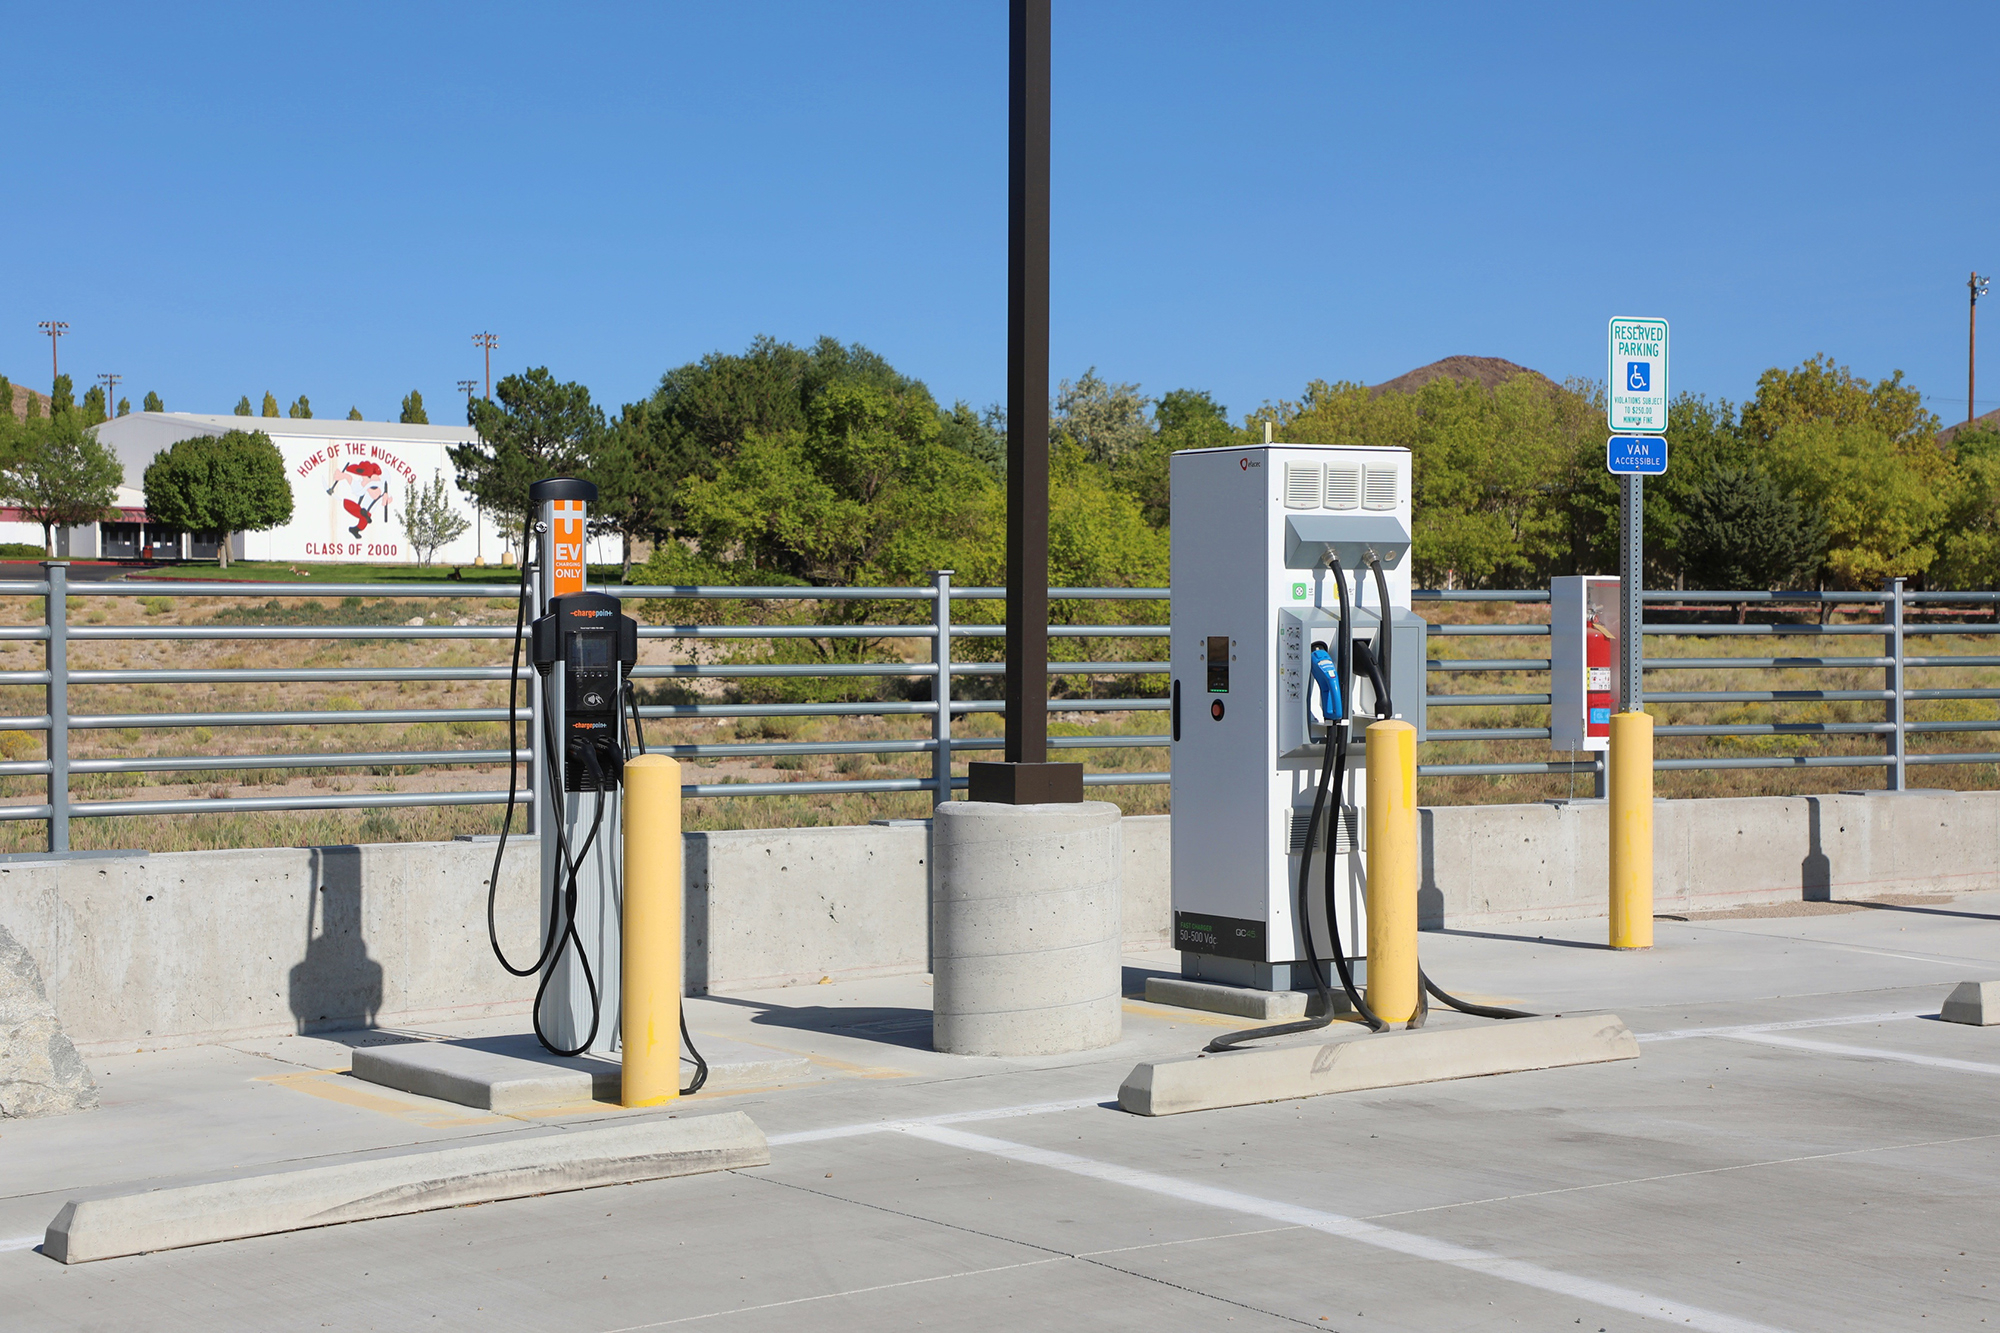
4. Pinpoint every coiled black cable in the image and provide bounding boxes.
[531,706,608,1056]
[1208,556,1384,1051]
[487,511,552,978]
[1362,553,1534,1024]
